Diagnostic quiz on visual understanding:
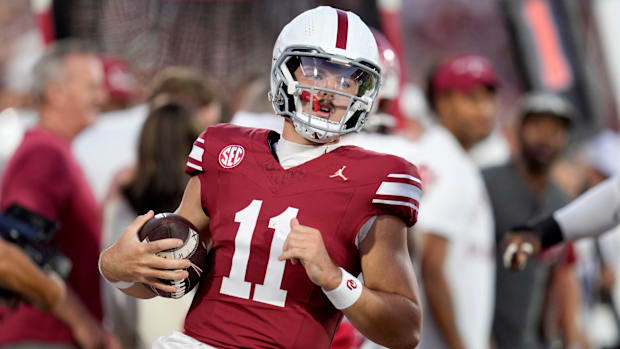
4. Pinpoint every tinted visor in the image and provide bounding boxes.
[292,56,376,98]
